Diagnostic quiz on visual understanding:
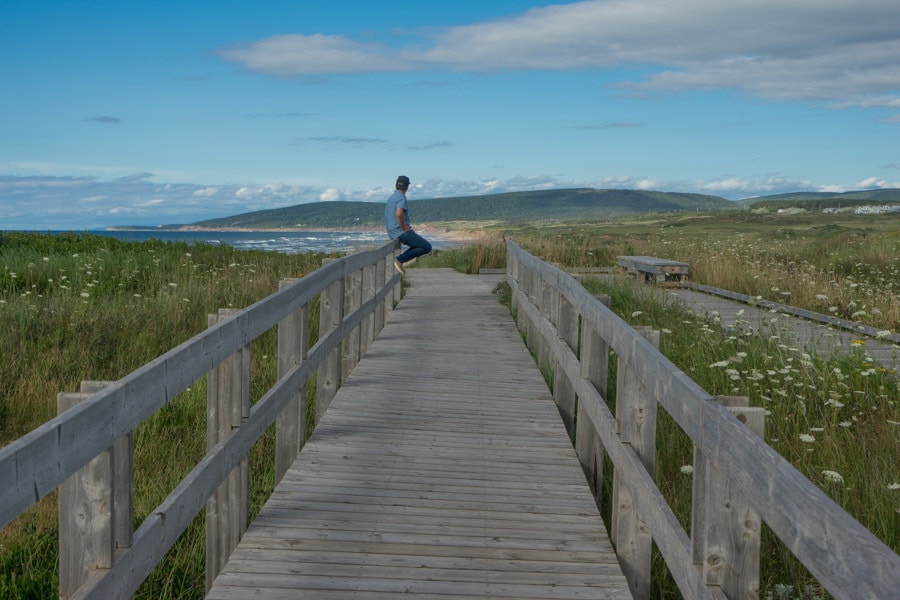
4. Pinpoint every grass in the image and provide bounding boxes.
[484,210,898,599]
[1,231,332,598]
[1,215,897,599]
[574,276,897,599]
[503,210,900,331]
